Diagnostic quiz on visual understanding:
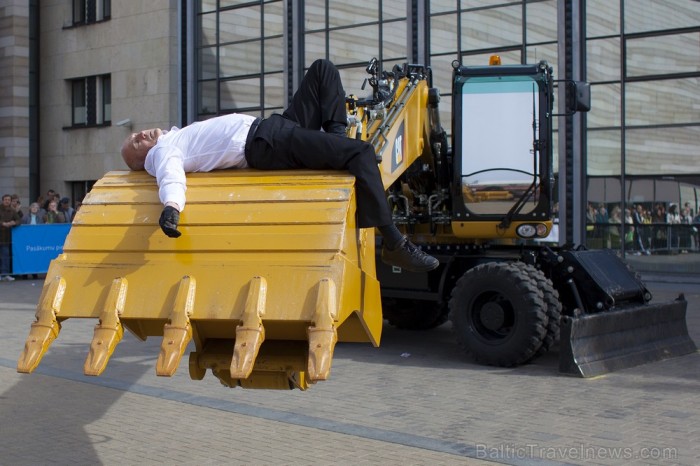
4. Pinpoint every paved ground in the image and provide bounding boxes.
[0,276,698,466]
